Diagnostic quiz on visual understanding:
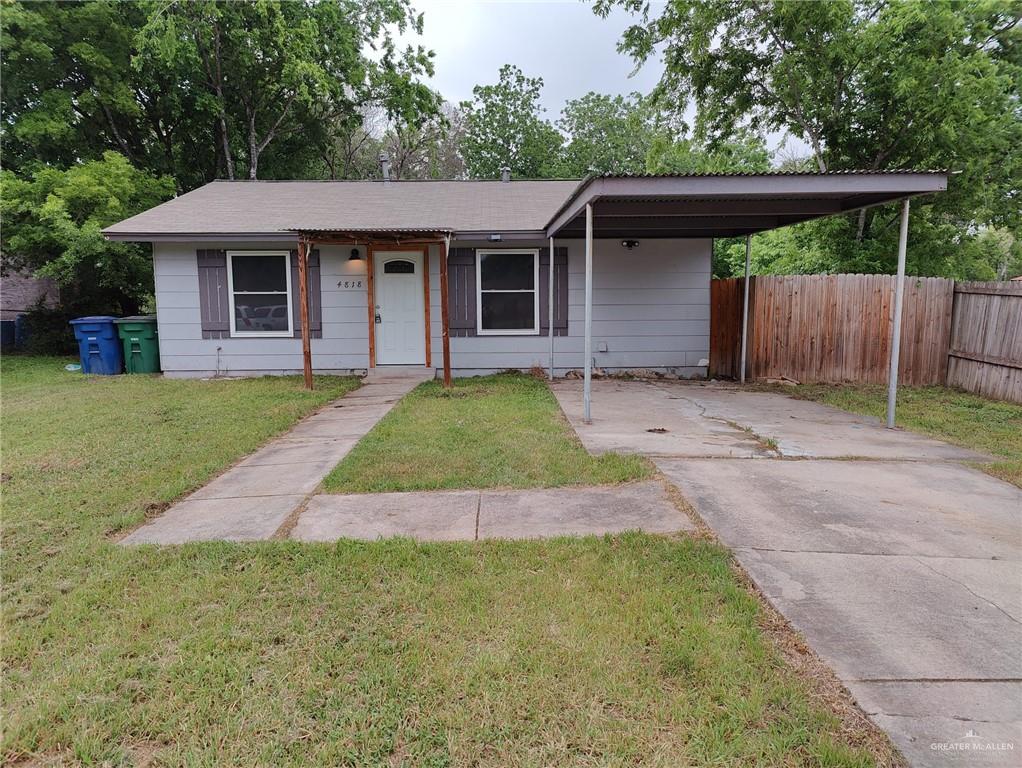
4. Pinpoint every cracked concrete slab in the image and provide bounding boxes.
[550,379,769,457]
[654,455,1022,767]
[676,385,985,461]
[552,379,1019,765]
[657,458,1021,559]
[552,379,986,461]
[735,548,1021,681]
[850,681,1022,767]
